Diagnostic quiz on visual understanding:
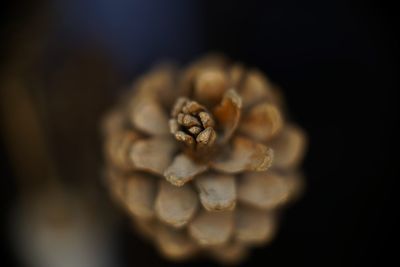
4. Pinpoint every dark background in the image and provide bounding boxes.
[1,0,398,266]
